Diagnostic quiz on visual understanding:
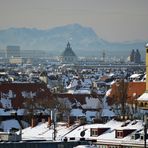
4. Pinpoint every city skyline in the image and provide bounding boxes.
[0,0,148,42]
